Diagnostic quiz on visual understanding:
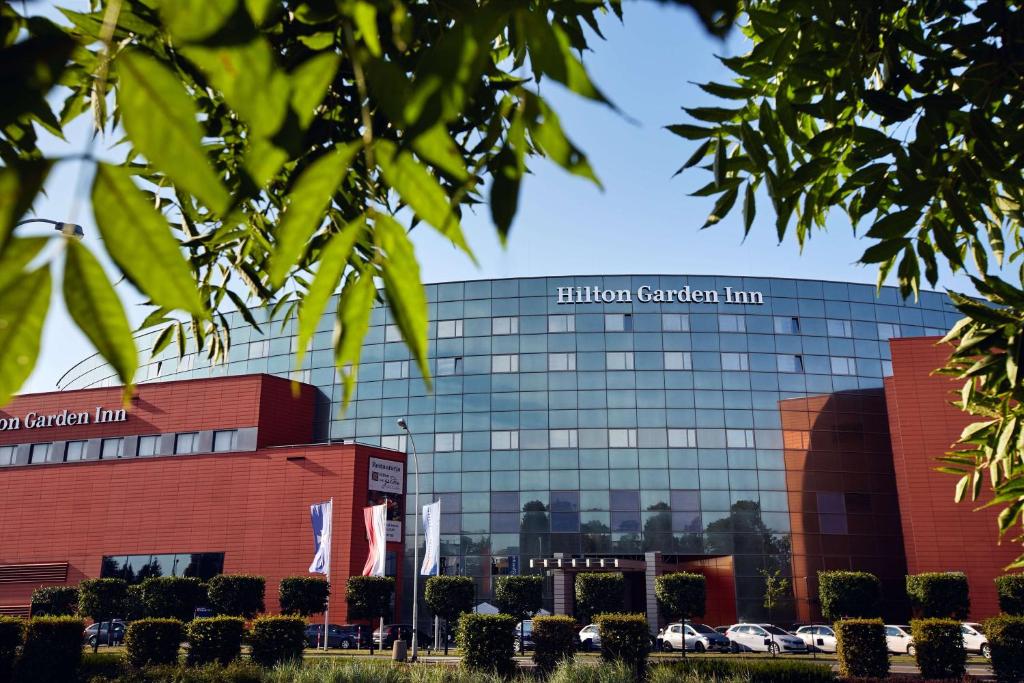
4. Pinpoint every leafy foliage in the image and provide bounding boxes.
[910,618,965,680]
[983,614,1024,683]
[575,572,624,624]
[456,613,517,677]
[655,572,706,621]
[677,0,1024,566]
[278,577,329,617]
[206,575,265,619]
[186,616,245,667]
[834,618,888,679]
[29,585,79,617]
[249,616,306,668]
[531,615,577,674]
[79,578,128,622]
[594,613,649,673]
[906,572,970,619]
[995,573,1024,616]
[0,616,22,683]
[424,575,475,626]
[15,616,83,683]
[655,657,834,683]
[493,575,544,622]
[125,618,184,668]
[139,576,208,622]
[817,570,881,621]
[344,576,394,621]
